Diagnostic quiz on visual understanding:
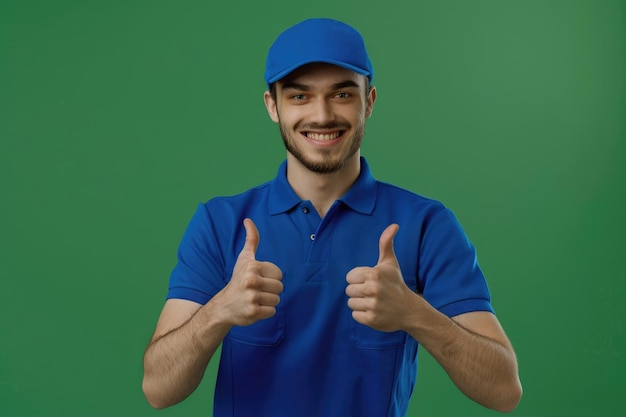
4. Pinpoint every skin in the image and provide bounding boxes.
[142,63,522,412]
